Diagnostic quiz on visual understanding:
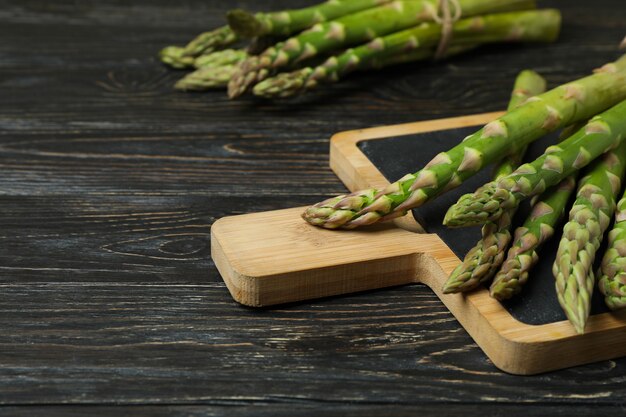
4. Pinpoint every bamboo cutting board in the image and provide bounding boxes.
[211,112,626,375]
